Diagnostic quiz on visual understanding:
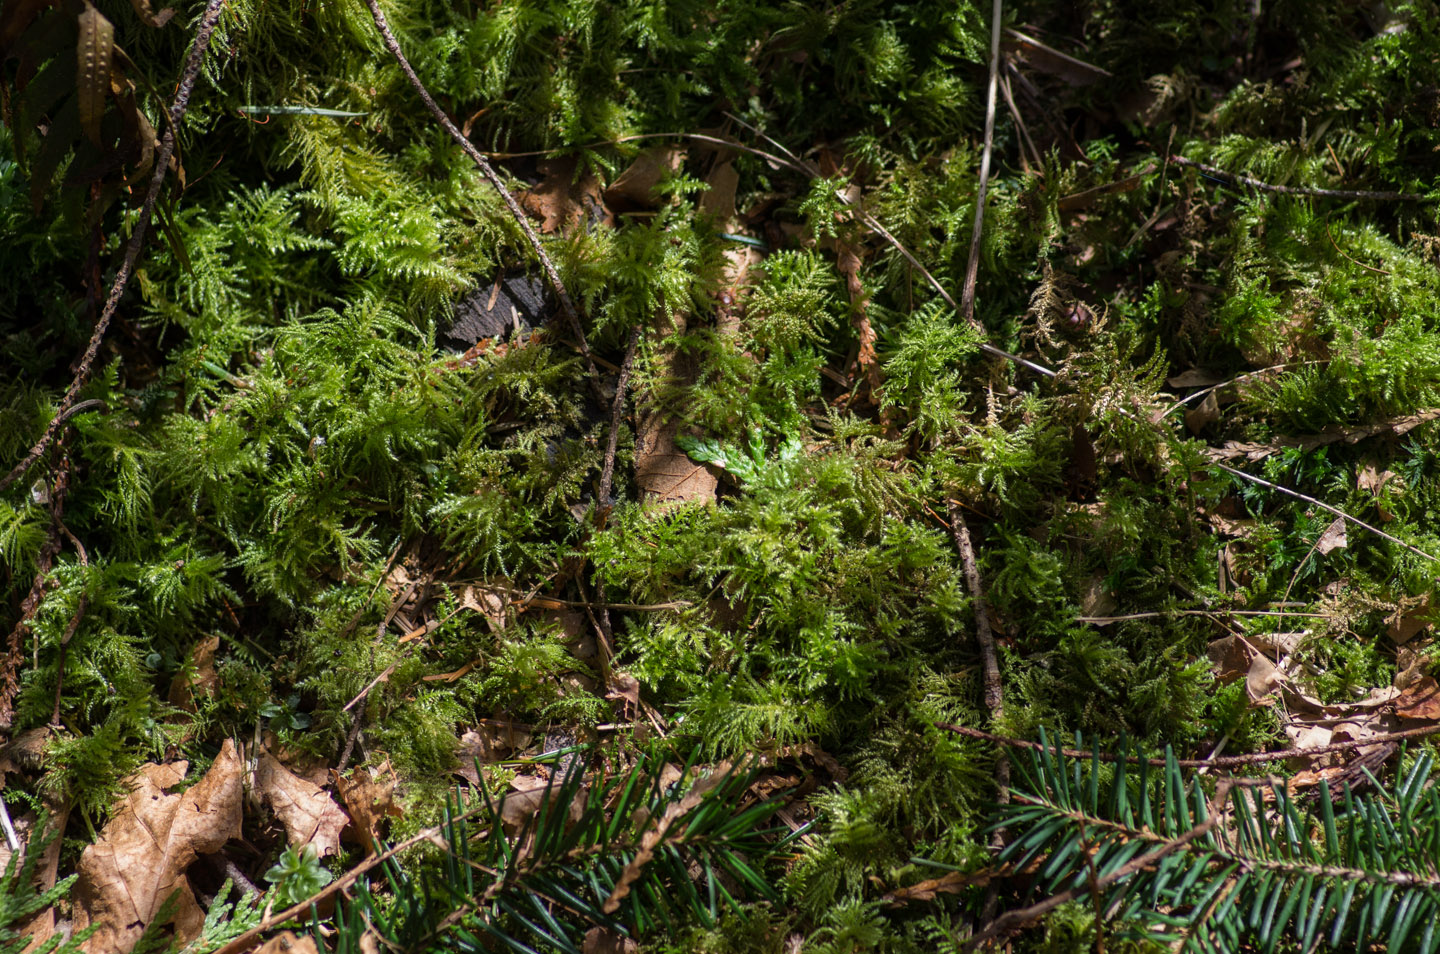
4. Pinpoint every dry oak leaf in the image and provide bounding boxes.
[522,157,612,235]
[1395,674,1440,721]
[634,417,717,505]
[332,763,404,855]
[604,147,683,211]
[582,927,638,954]
[167,635,220,711]
[253,932,319,954]
[72,740,244,954]
[255,748,348,858]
